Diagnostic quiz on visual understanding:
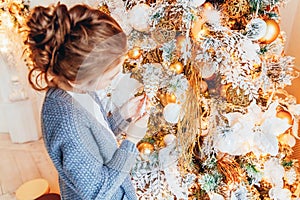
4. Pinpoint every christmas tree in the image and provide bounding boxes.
[1,0,300,199]
[101,0,300,199]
